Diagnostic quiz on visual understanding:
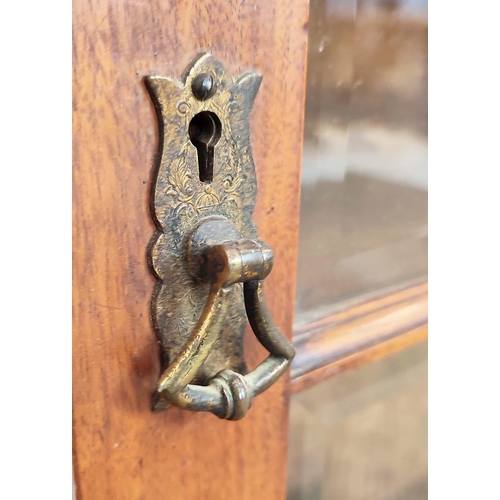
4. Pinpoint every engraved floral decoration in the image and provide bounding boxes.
[145,53,262,410]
